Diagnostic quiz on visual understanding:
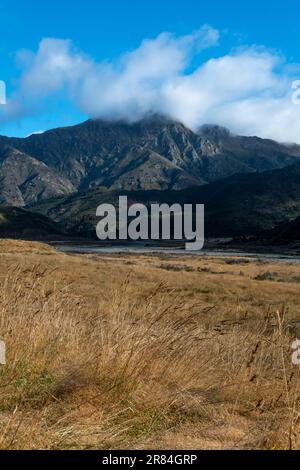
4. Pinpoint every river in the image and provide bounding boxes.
[53,242,300,264]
